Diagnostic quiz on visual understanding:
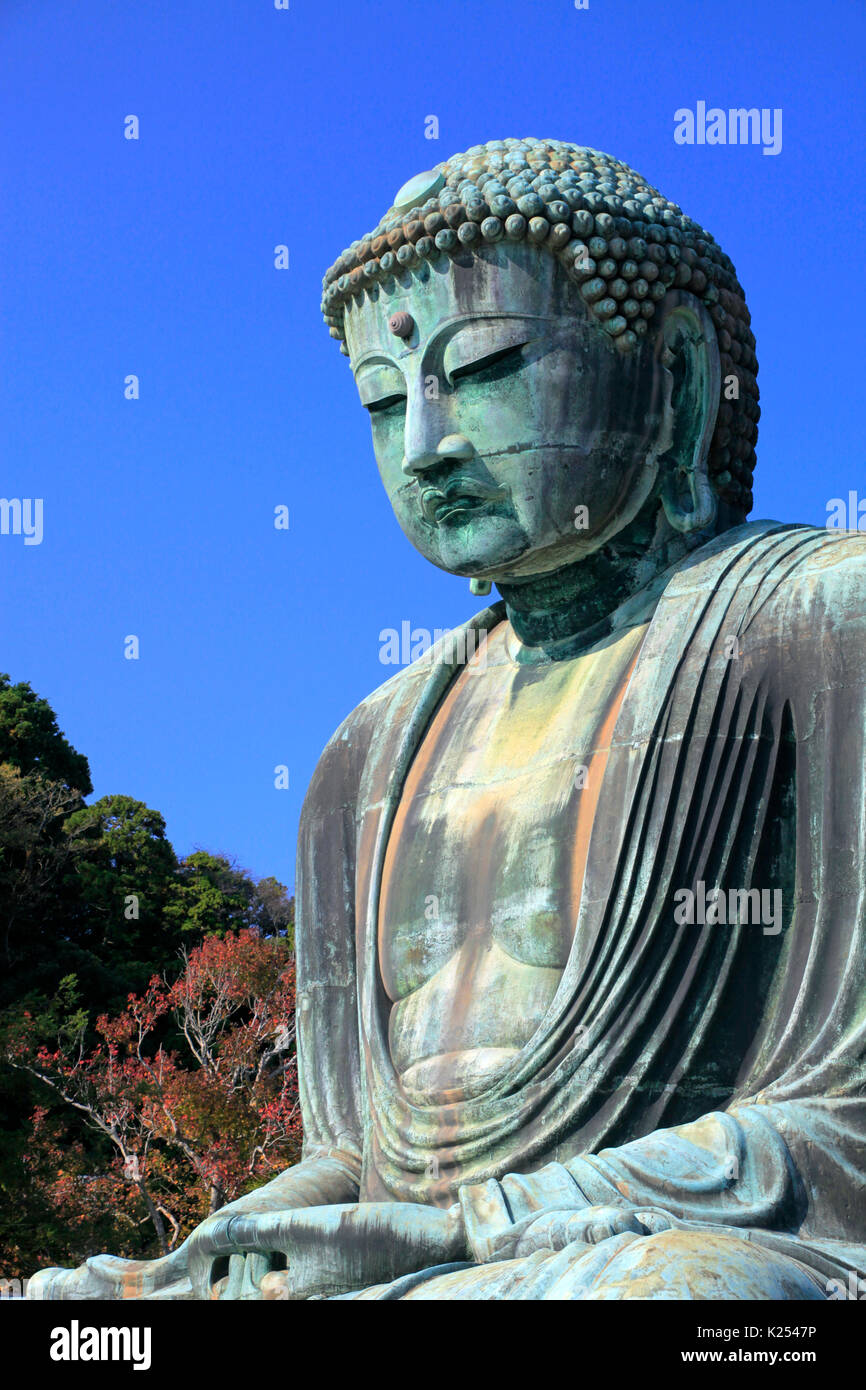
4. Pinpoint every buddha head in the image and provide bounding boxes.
[321,139,759,591]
